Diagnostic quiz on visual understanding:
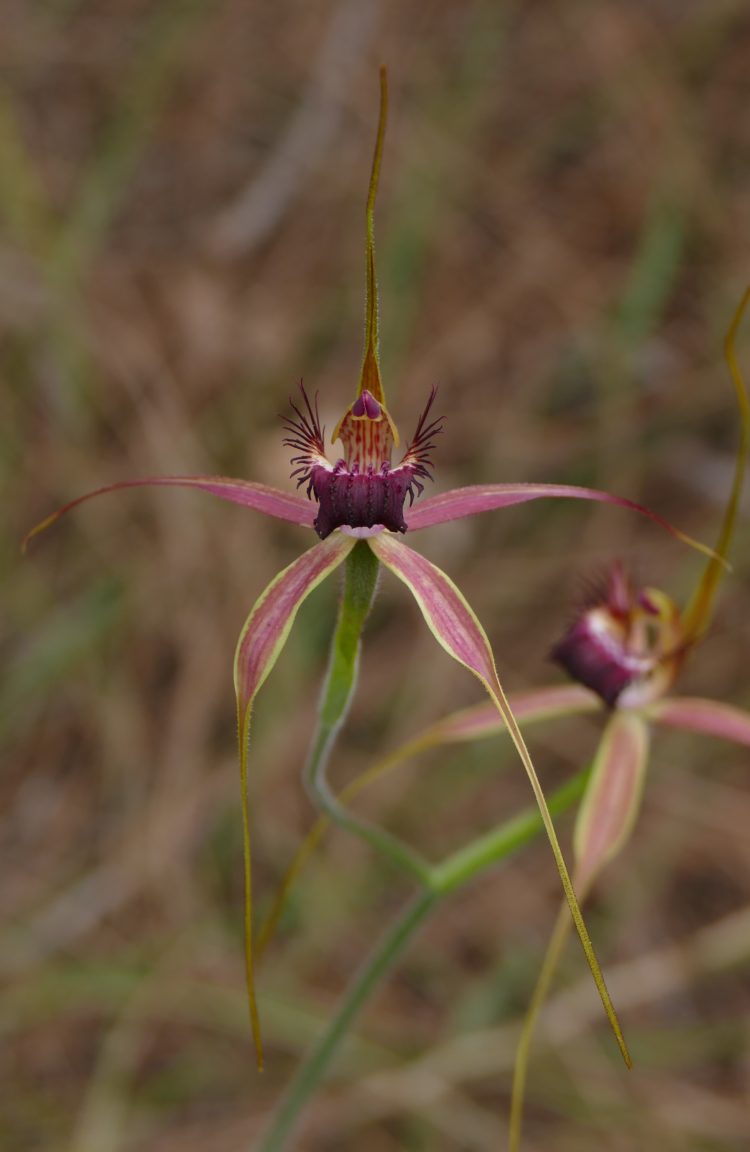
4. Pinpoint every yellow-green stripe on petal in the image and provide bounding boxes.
[368,532,631,1069]
[233,534,355,1068]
